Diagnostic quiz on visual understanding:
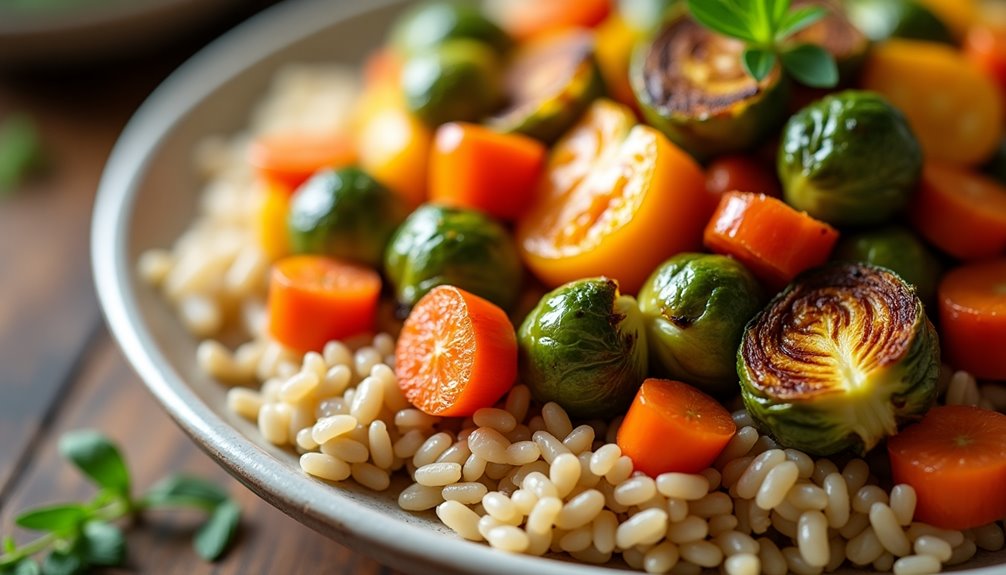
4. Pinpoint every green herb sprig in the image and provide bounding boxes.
[686,0,839,88]
[0,431,241,575]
